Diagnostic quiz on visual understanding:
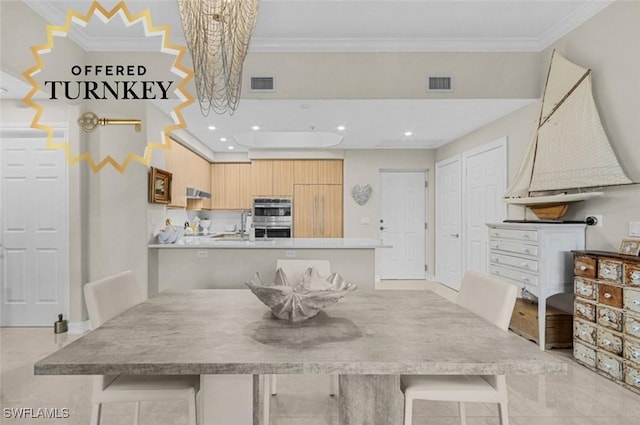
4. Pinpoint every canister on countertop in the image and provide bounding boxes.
[54,313,68,334]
